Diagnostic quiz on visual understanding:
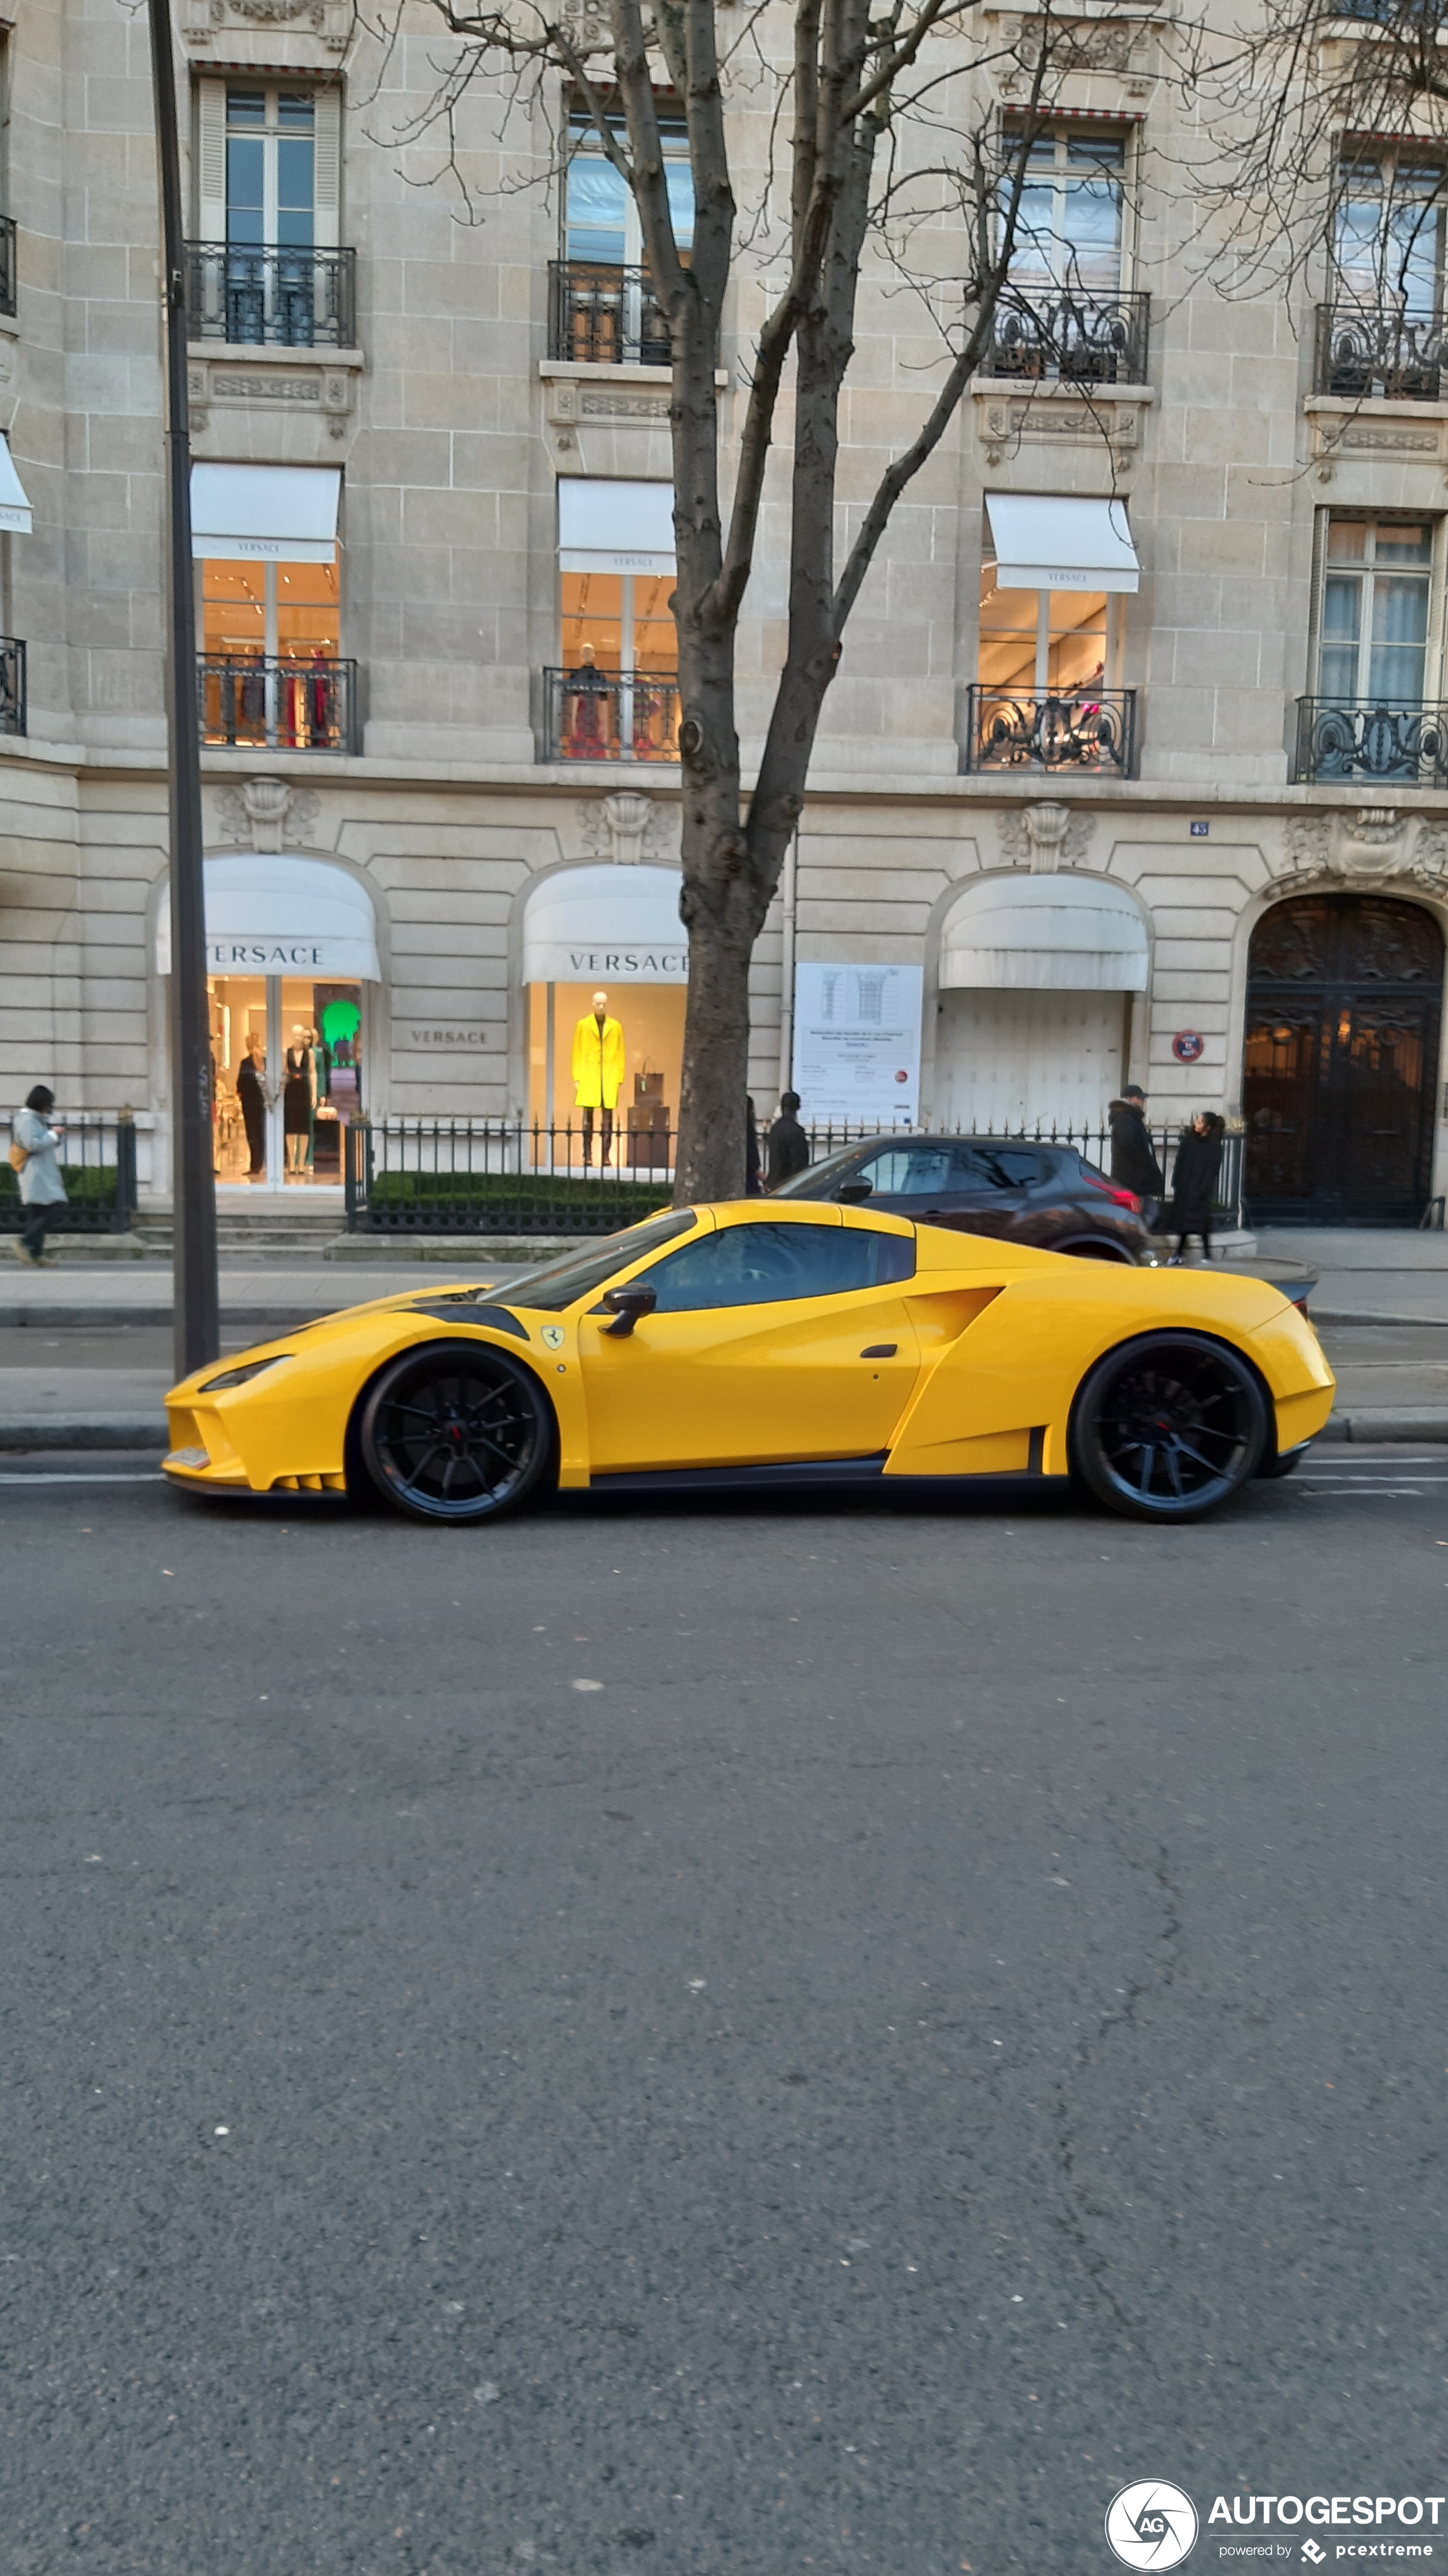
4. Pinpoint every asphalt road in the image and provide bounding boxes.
[4,1456,1447,2574]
